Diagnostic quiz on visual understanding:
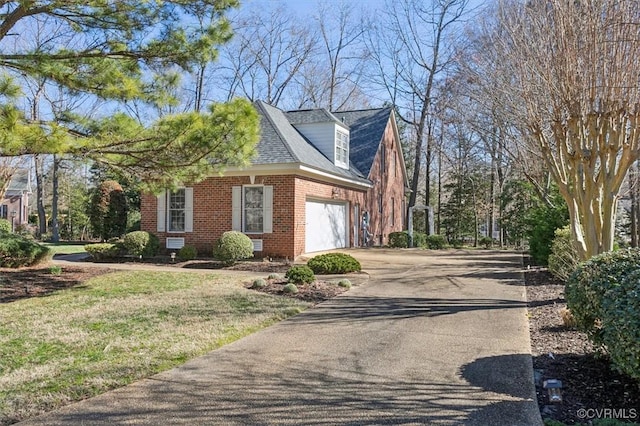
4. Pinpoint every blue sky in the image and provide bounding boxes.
[239,0,386,17]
